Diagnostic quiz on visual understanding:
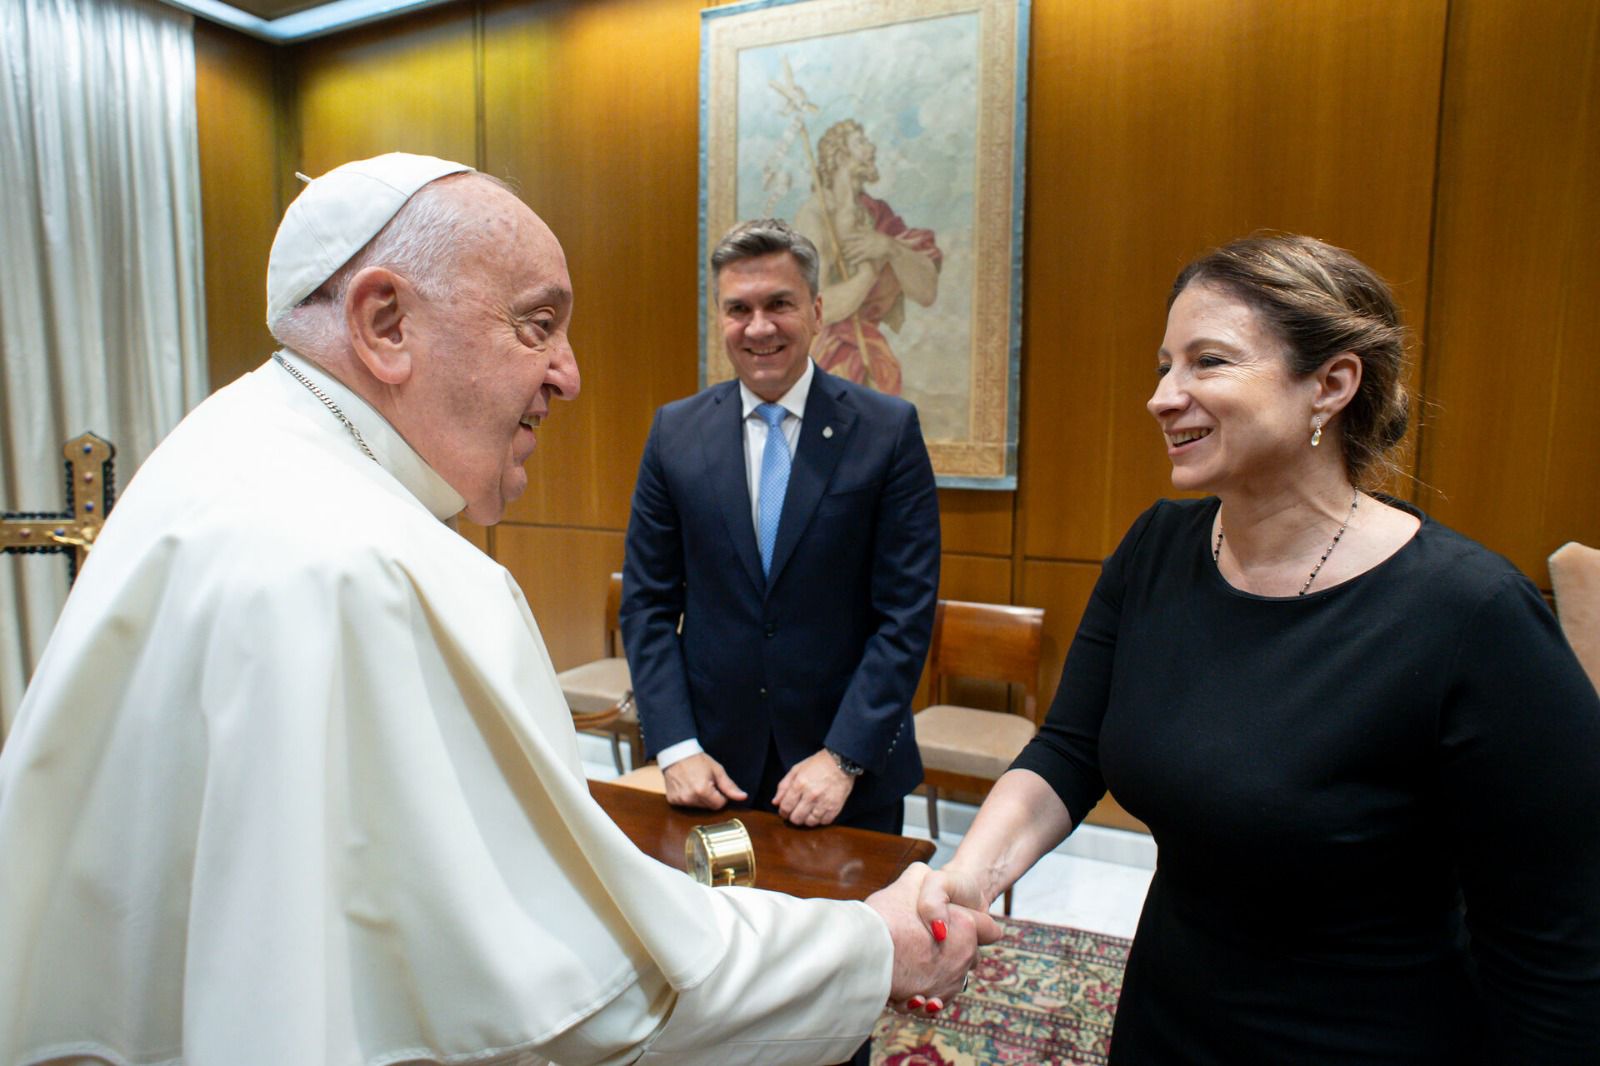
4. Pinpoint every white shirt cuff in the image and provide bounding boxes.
[655,738,705,770]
